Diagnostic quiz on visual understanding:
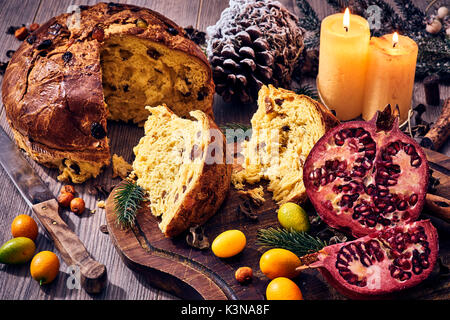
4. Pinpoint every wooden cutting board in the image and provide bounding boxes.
[105,147,450,300]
